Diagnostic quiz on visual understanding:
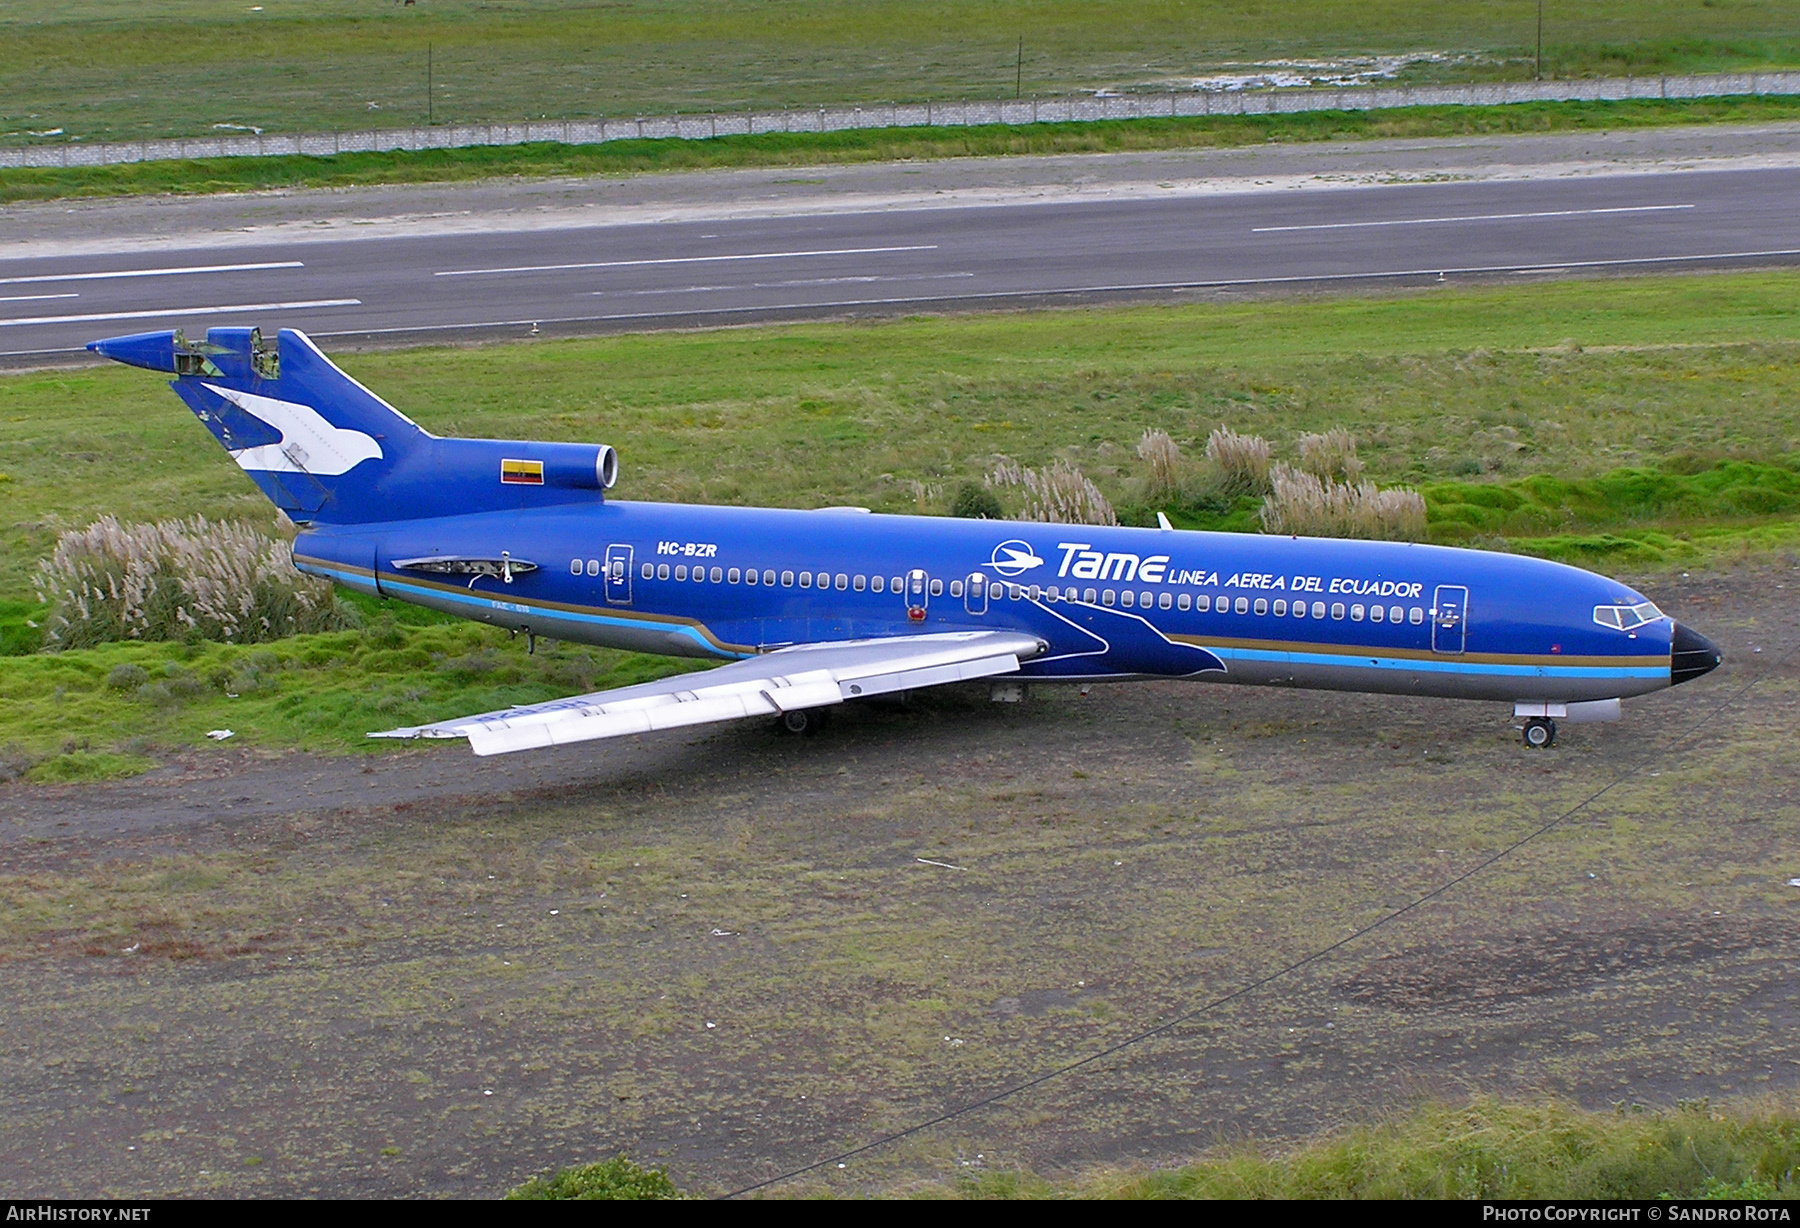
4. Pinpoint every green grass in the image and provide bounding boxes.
[12,95,1800,205]
[946,1098,1800,1198]
[4,1,1798,149]
[508,1156,684,1200]
[0,610,699,774]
